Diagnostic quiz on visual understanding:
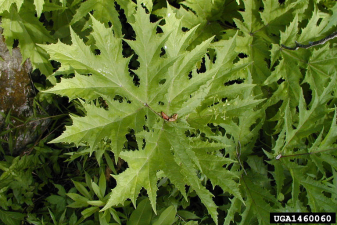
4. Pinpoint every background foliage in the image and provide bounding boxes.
[1,0,337,224]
